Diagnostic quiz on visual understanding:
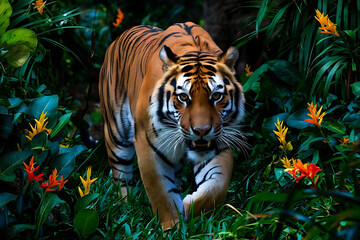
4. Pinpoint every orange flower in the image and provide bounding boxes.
[339,138,350,145]
[284,158,322,184]
[23,156,44,182]
[245,64,253,77]
[32,0,46,15]
[57,175,68,191]
[315,9,339,37]
[113,9,124,27]
[39,168,67,192]
[304,102,326,128]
